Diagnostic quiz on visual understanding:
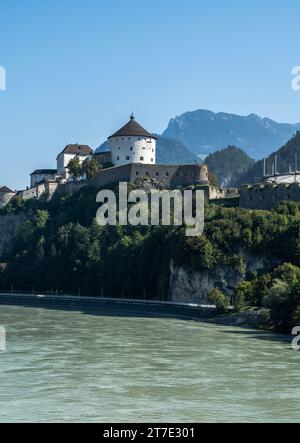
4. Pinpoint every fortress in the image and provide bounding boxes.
[240,182,300,210]
[8,114,299,211]
[1,115,228,208]
[240,155,300,210]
